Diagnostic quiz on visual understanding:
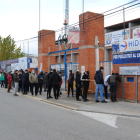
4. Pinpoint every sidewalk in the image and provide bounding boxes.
[1,87,140,117]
